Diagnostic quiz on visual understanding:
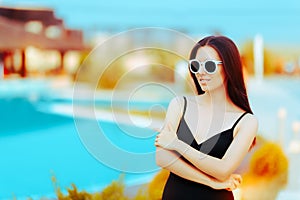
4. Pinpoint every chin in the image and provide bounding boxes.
[200,84,210,92]
[200,84,218,92]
